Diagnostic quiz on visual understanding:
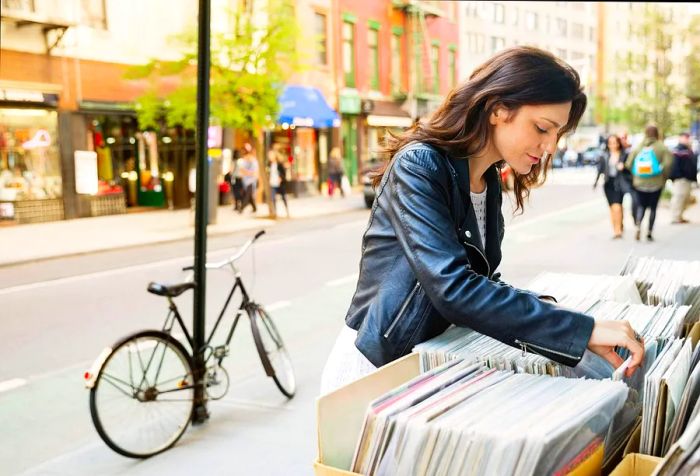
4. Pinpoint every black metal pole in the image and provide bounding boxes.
[192,0,211,424]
